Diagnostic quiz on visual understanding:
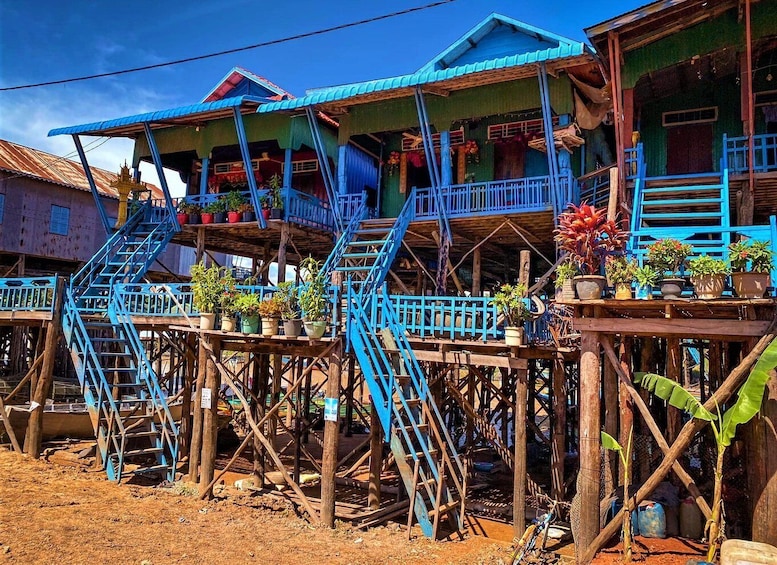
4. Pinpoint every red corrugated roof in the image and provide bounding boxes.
[0,138,163,199]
